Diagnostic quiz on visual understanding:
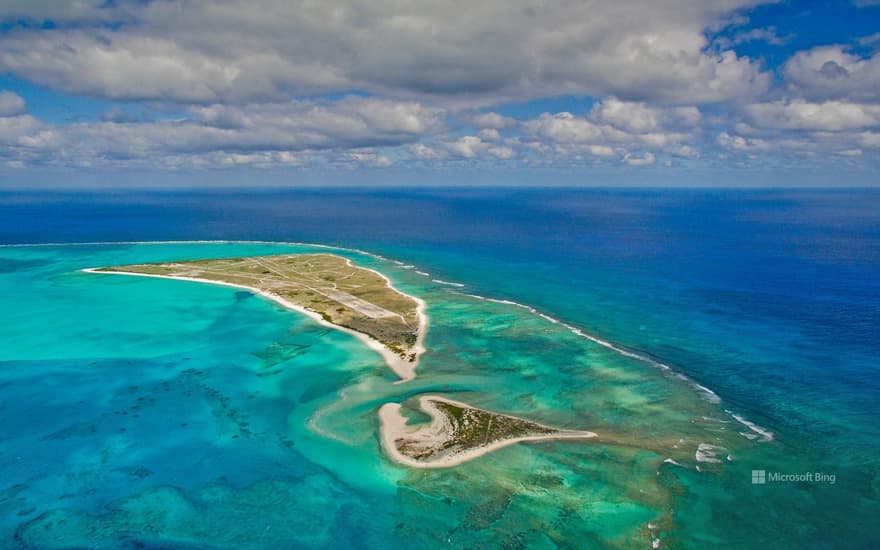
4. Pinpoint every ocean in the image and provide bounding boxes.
[0,187,877,548]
